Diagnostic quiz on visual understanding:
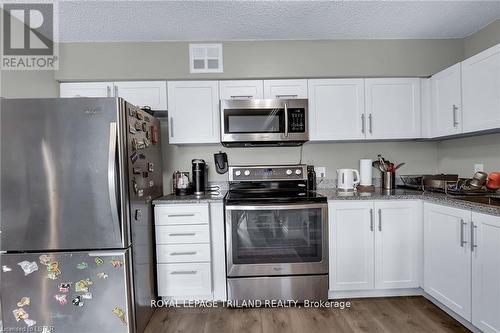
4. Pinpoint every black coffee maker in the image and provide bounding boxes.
[192,159,207,196]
